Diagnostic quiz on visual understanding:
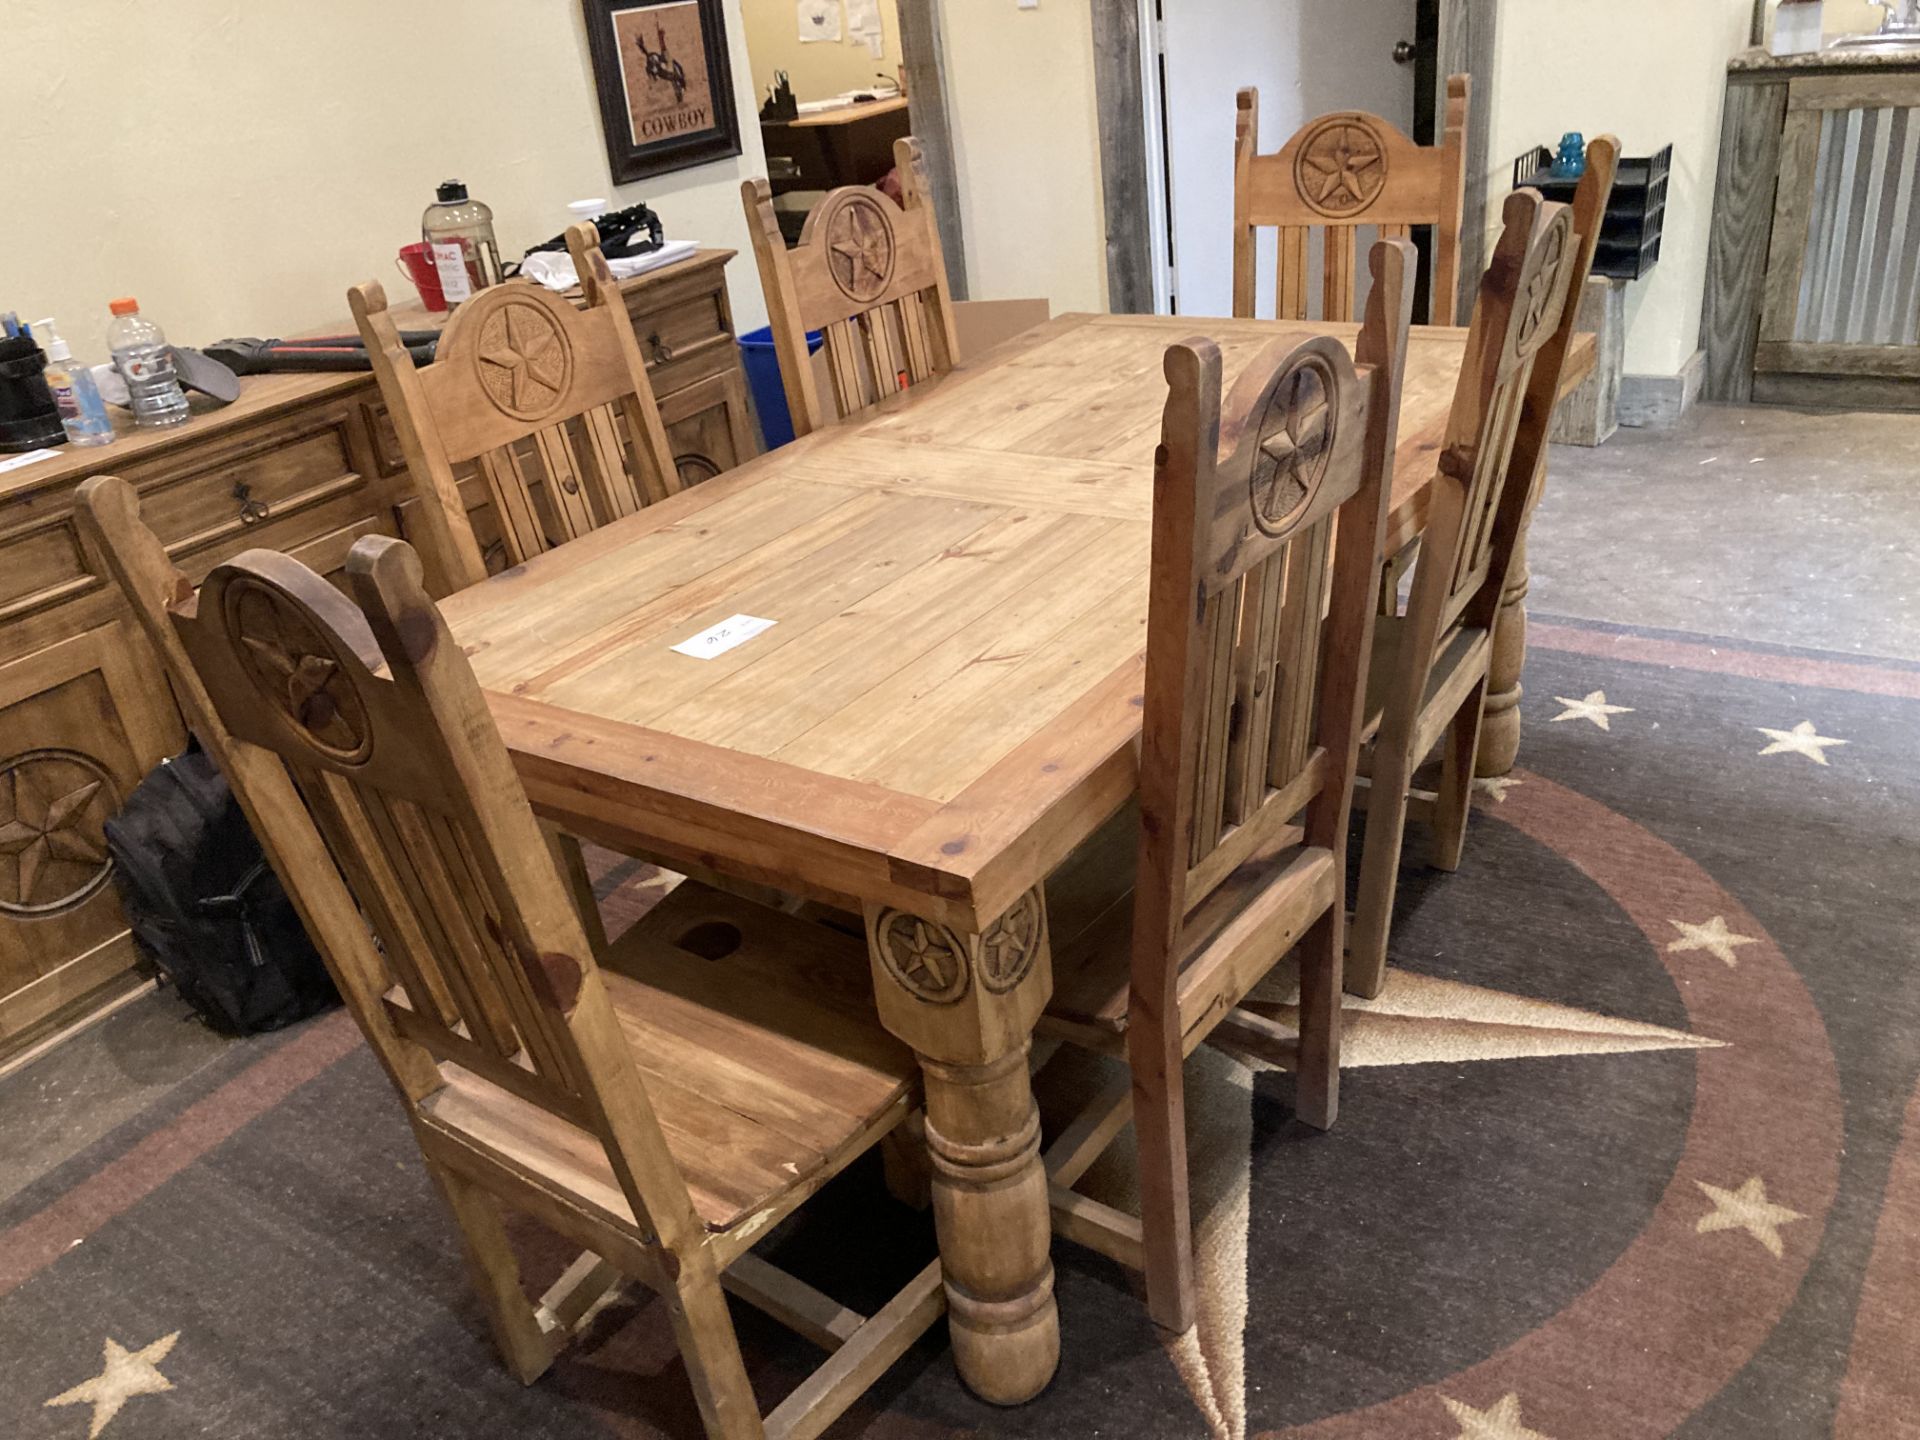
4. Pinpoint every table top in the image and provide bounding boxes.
[772,95,912,129]
[443,312,1592,931]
